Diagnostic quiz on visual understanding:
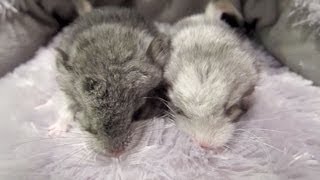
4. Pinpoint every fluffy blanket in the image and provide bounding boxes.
[0,37,320,179]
